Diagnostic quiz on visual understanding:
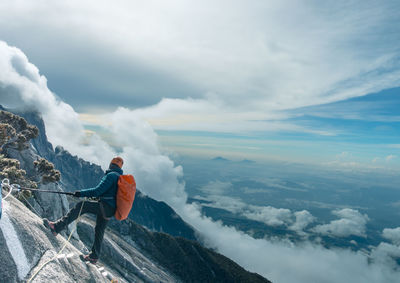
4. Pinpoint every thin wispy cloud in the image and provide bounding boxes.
[0,0,399,135]
[386,155,396,162]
